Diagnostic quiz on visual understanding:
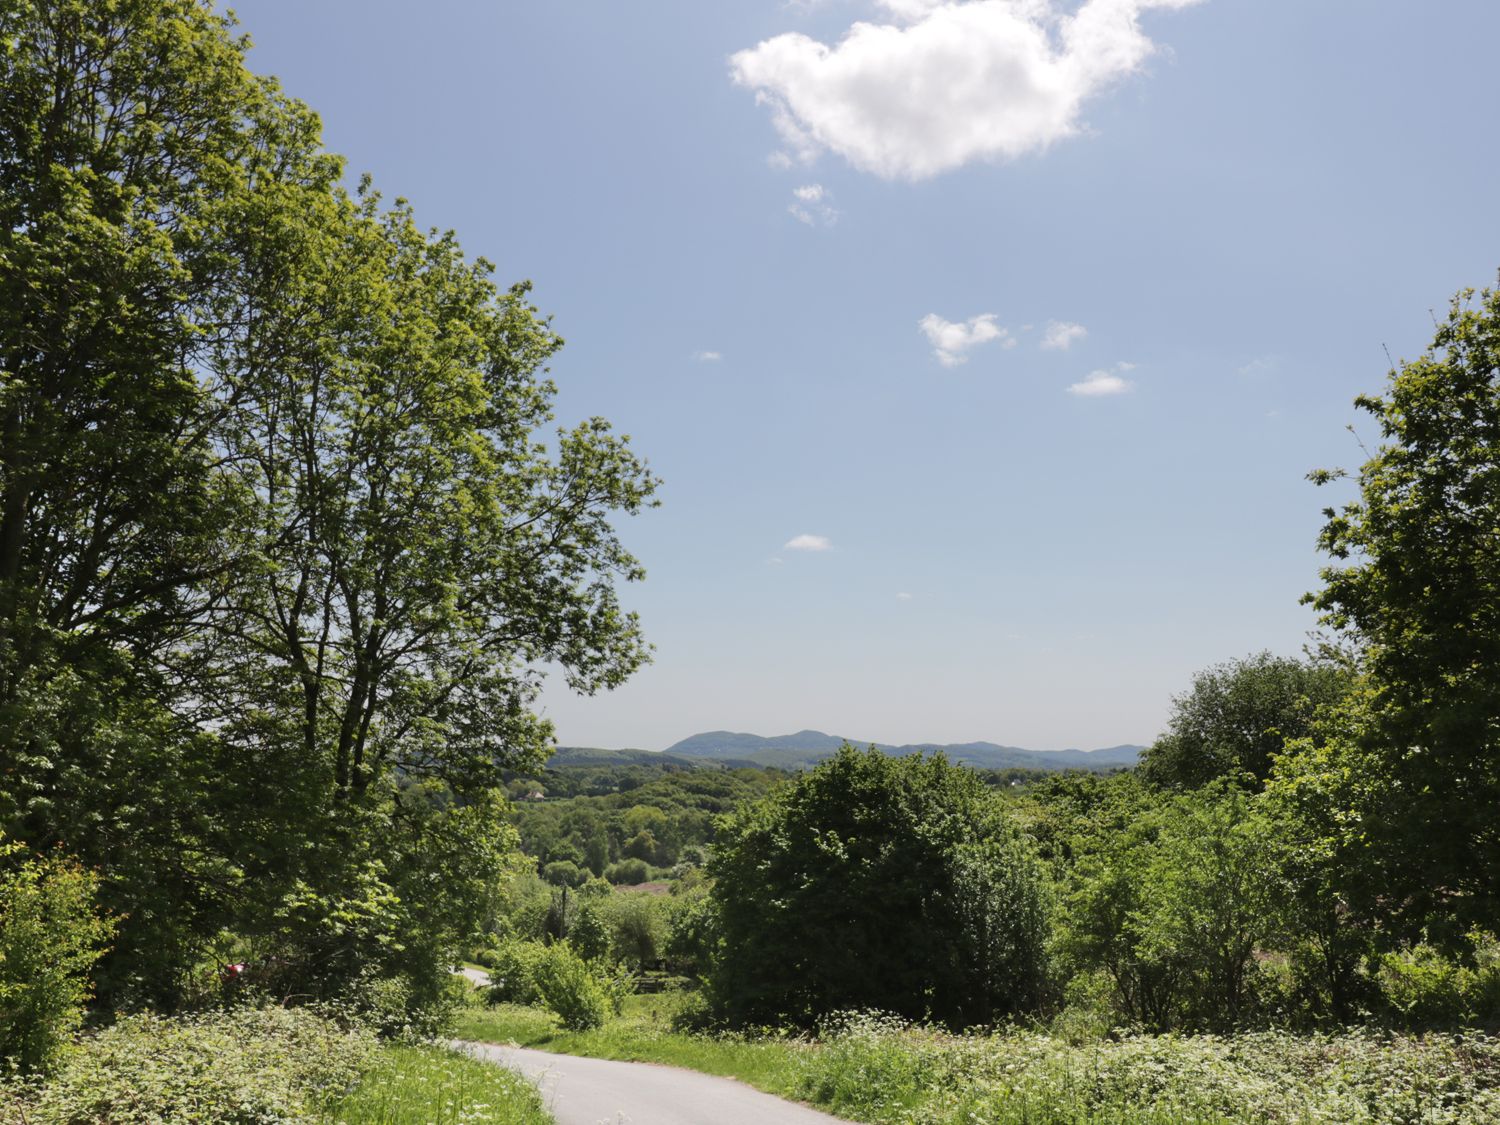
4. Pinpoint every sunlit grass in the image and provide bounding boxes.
[319,1042,550,1125]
